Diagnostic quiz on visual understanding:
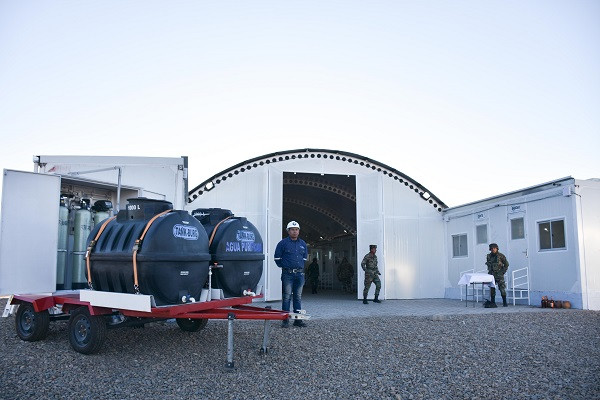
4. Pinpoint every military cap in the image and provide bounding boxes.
[489,243,499,250]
